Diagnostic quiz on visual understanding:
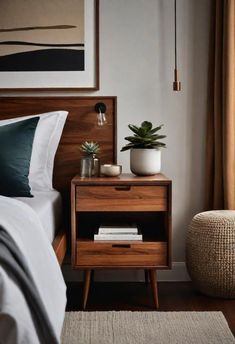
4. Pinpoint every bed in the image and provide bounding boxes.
[0,96,117,343]
[0,96,117,263]
[14,190,63,244]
